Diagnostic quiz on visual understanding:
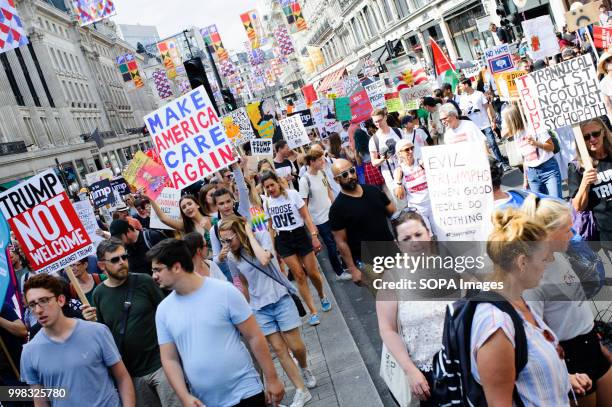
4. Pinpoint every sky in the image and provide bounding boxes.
[112,0,265,52]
